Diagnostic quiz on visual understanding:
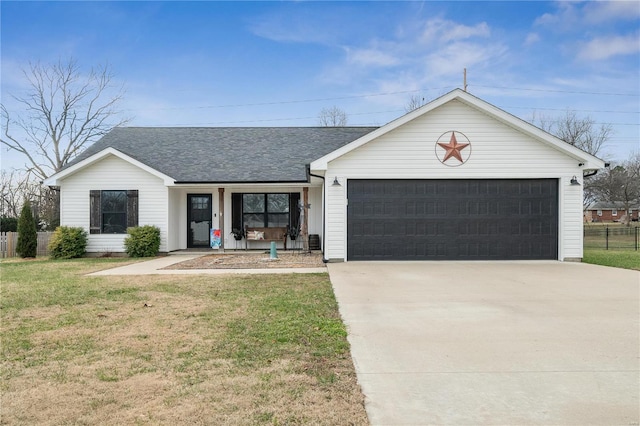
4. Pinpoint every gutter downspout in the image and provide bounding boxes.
[307,166,328,263]
[583,162,609,178]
